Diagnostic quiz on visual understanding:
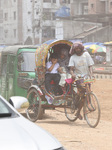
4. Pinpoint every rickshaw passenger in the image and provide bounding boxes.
[58,49,71,87]
[45,53,61,95]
